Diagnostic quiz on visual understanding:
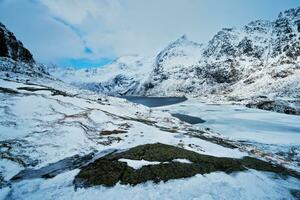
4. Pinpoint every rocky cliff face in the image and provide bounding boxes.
[0,22,49,79]
[0,23,35,64]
